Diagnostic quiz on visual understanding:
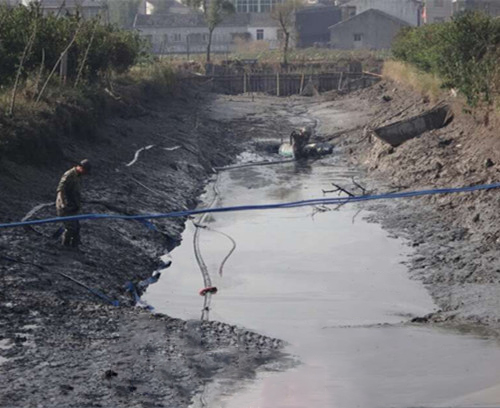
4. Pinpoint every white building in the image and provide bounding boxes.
[134,12,280,54]
[138,0,192,15]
